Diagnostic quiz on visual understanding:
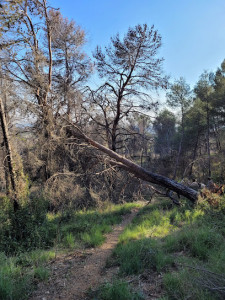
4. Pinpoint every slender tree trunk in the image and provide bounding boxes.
[3,153,10,195]
[213,122,221,152]
[173,110,184,179]
[111,95,122,152]
[140,148,144,167]
[0,97,19,210]
[189,131,200,177]
[206,101,211,177]
[189,119,200,177]
[42,0,54,179]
